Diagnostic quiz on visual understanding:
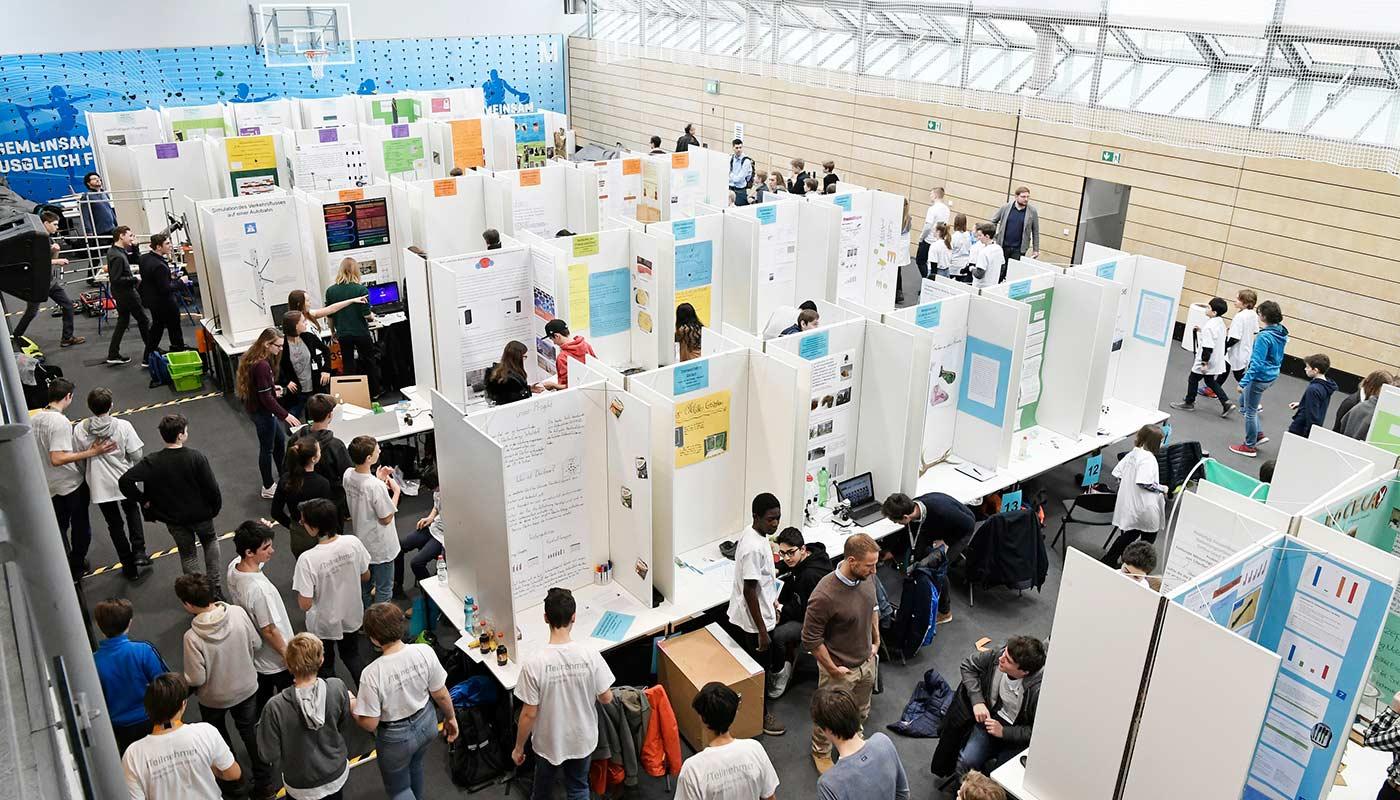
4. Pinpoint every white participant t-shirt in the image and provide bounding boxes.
[1193,316,1227,376]
[73,415,143,505]
[514,641,615,765]
[1226,308,1259,370]
[293,536,372,640]
[973,242,1003,288]
[1112,447,1164,533]
[342,469,400,563]
[727,529,778,634]
[32,409,82,497]
[922,201,950,242]
[225,559,294,675]
[122,722,235,800]
[675,739,780,800]
[356,643,447,722]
